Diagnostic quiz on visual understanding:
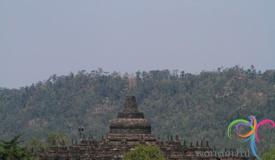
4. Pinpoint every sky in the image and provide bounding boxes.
[0,0,275,88]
